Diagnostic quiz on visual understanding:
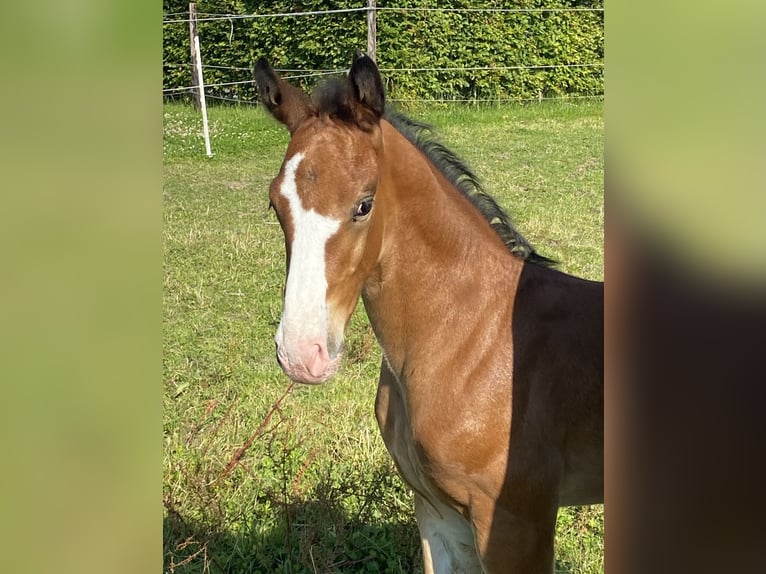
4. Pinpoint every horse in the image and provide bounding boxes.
[253,53,603,574]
